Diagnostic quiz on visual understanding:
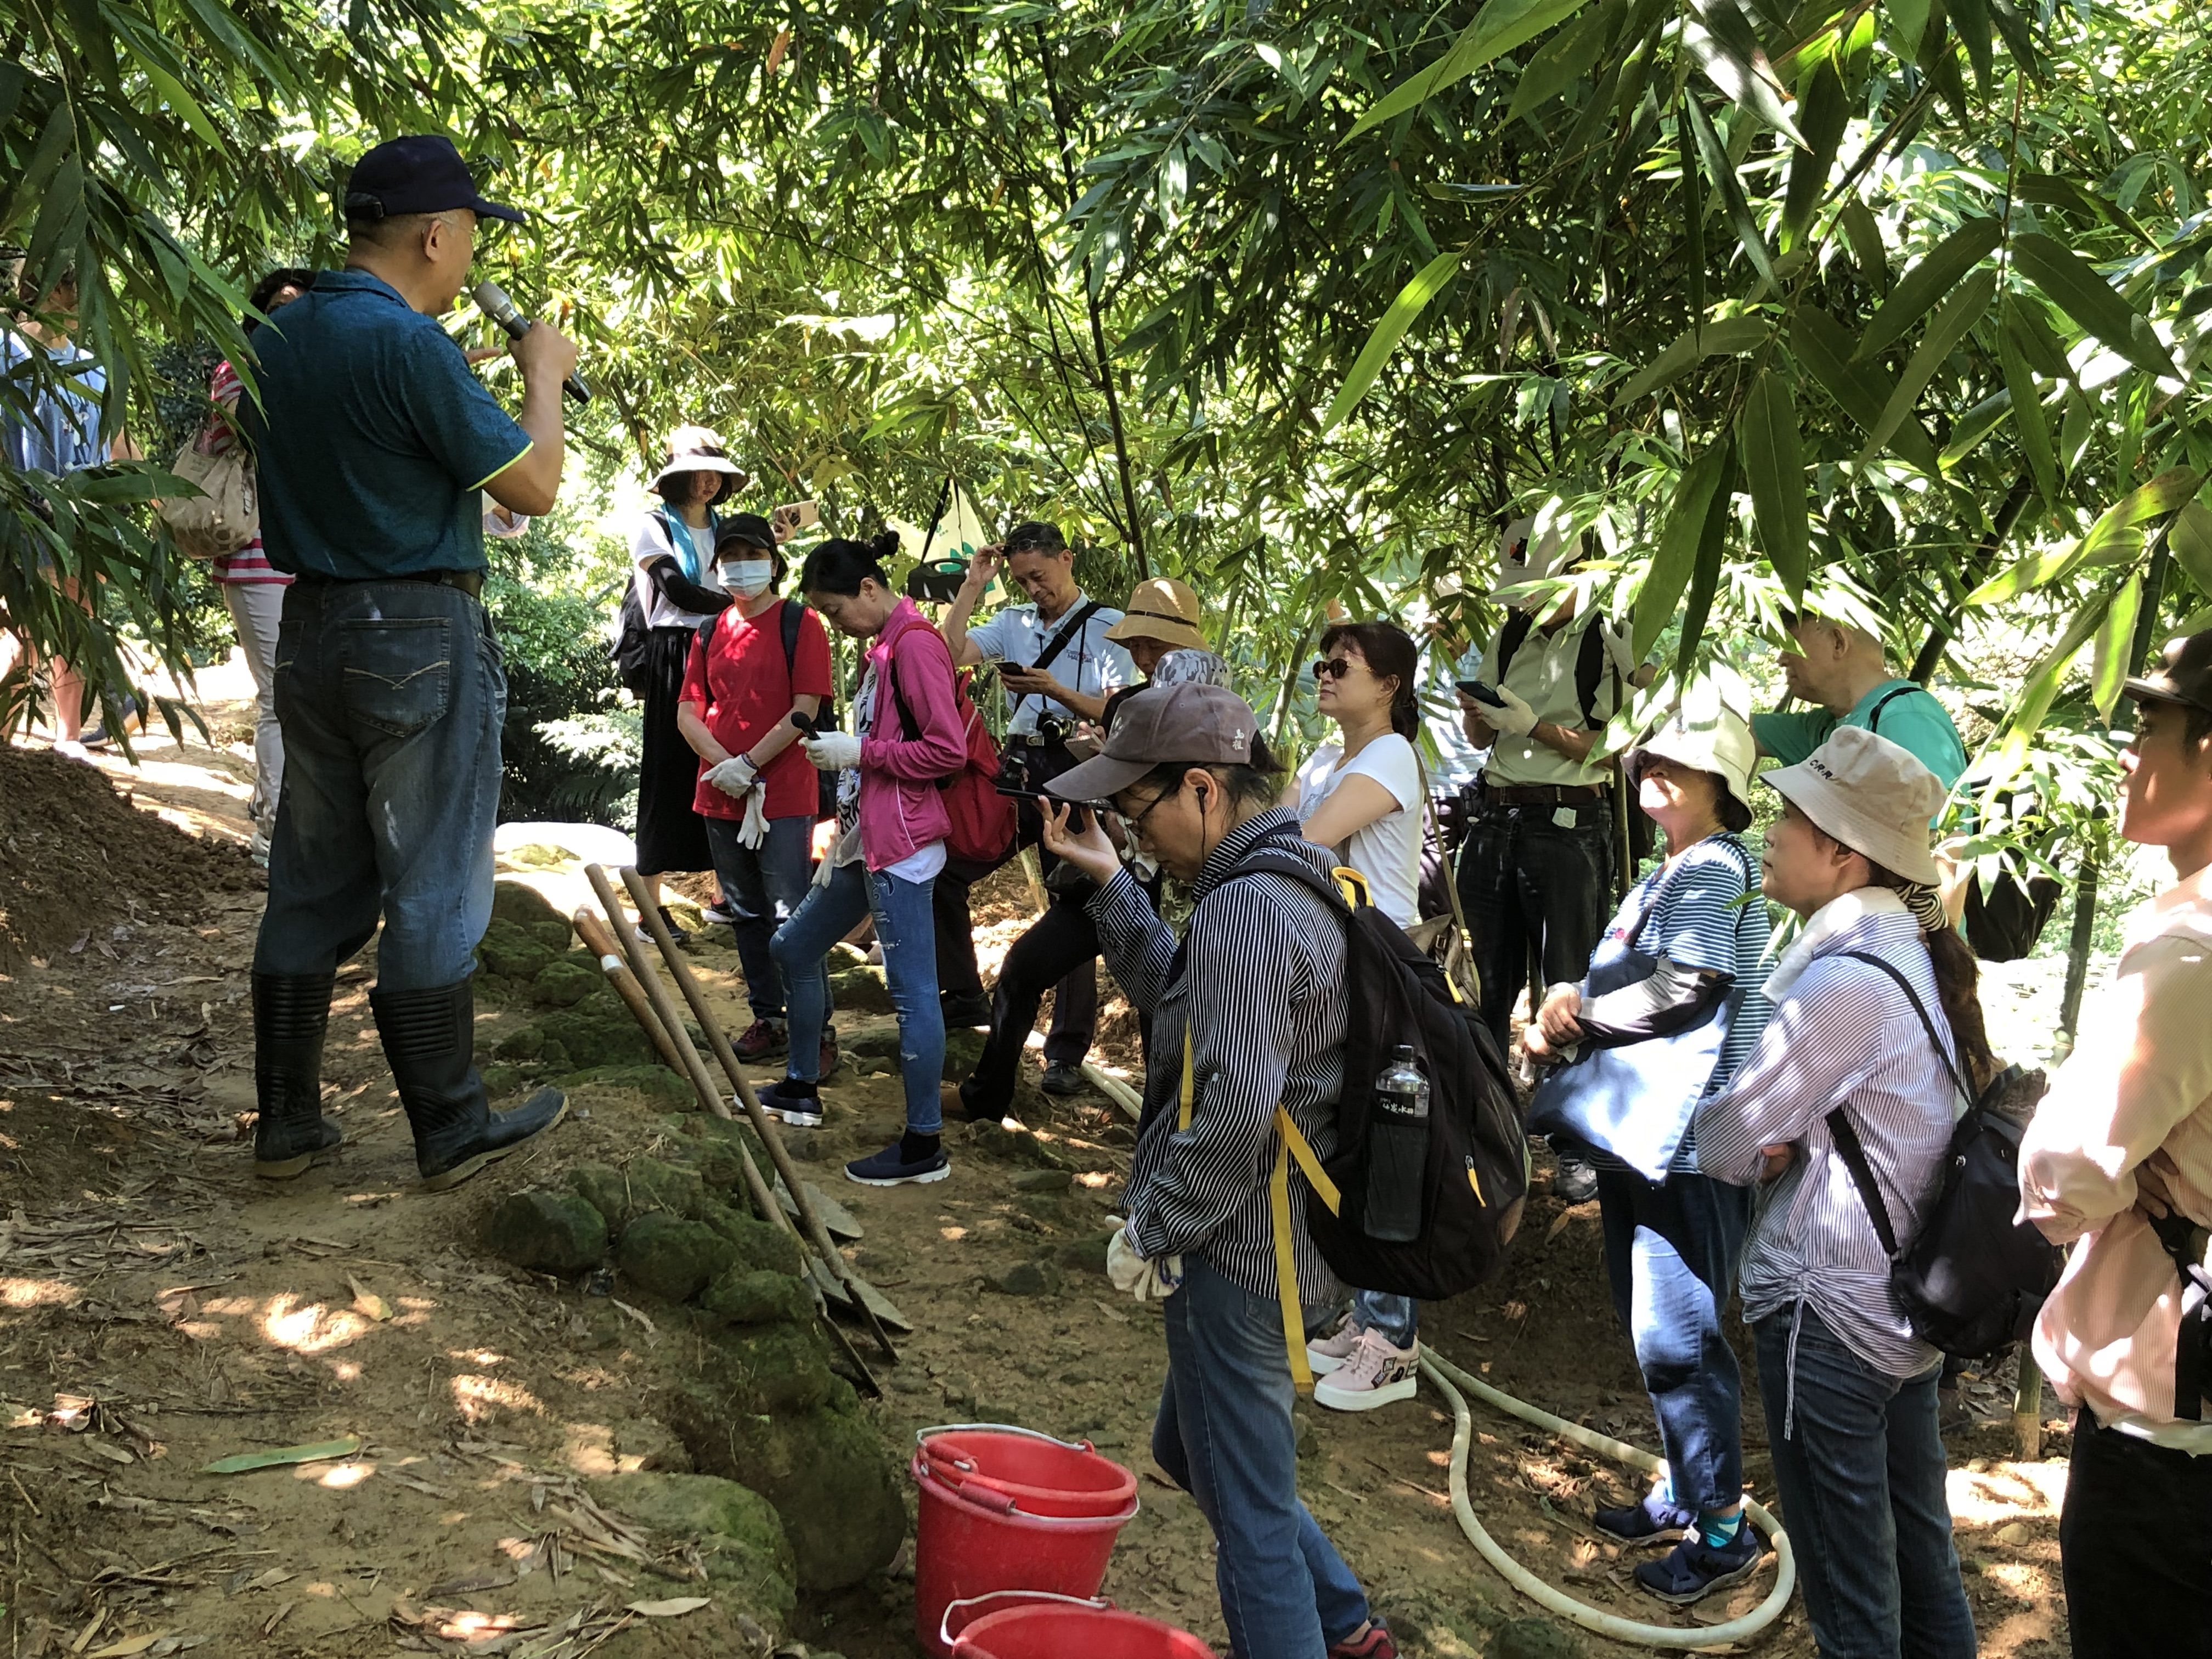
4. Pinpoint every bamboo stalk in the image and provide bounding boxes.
[617,866,900,1367]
